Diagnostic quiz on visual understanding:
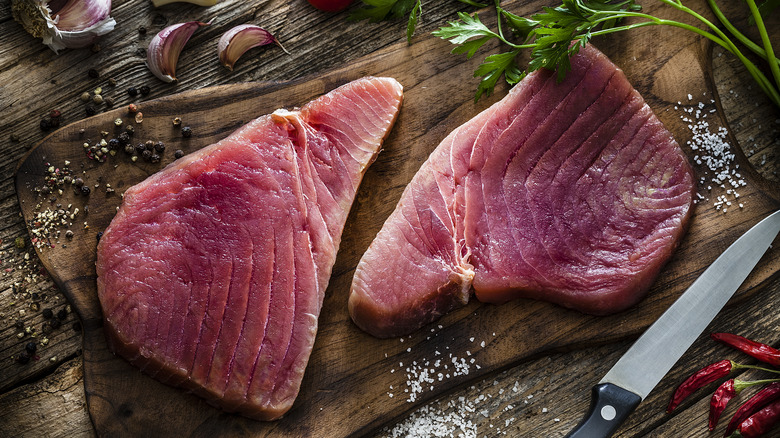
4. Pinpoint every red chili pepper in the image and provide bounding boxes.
[711,379,737,430]
[732,398,780,438]
[668,359,733,413]
[726,382,780,437]
[712,333,780,367]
